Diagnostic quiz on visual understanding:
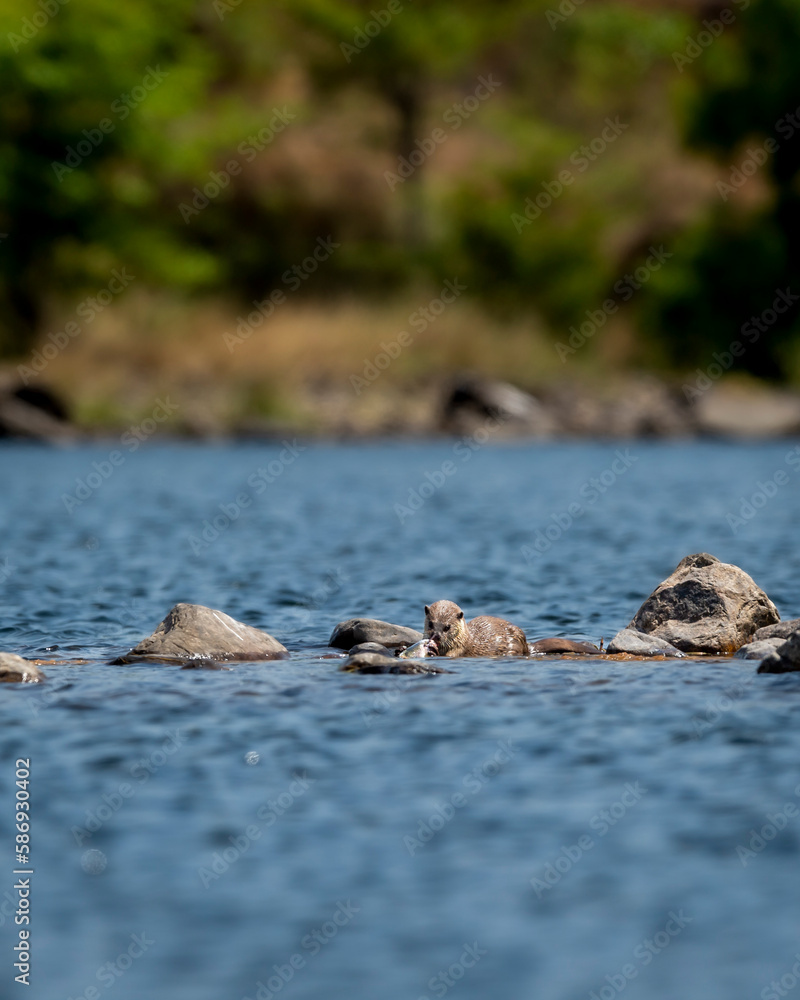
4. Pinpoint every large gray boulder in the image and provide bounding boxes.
[606,629,685,657]
[628,553,779,654]
[754,618,800,641]
[119,603,288,662]
[0,653,45,683]
[758,630,800,674]
[329,618,423,651]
